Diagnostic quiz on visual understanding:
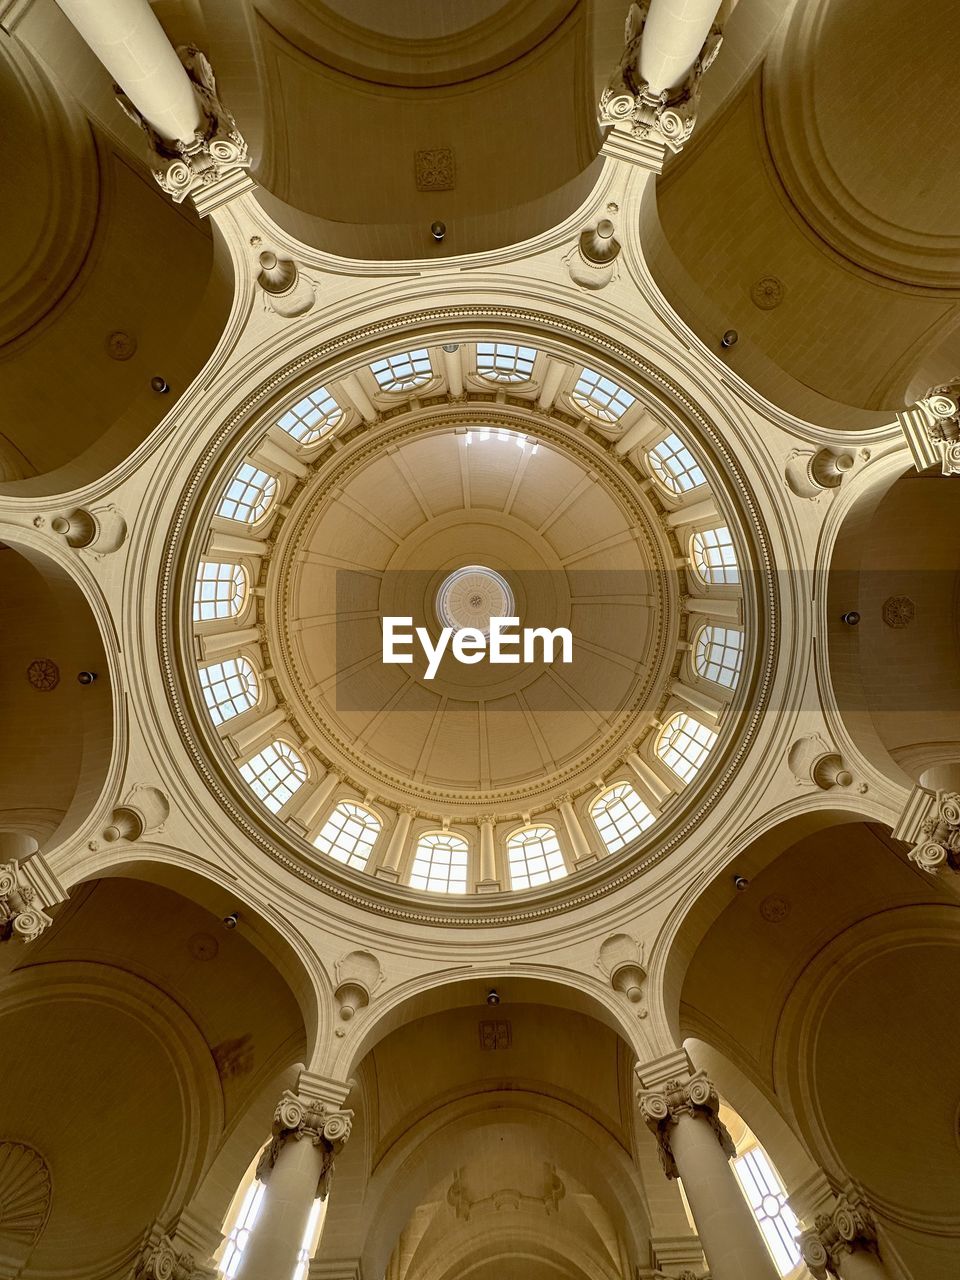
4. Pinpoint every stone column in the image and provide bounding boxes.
[895,380,960,475]
[134,1223,216,1279]
[798,1191,893,1279]
[558,796,597,867]
[477,816,500,891]
[636,1051,778,1280]
[376,808,414,882]
[0,857,65,945]
[236,1075,352,1280]
[55,0,251,214]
